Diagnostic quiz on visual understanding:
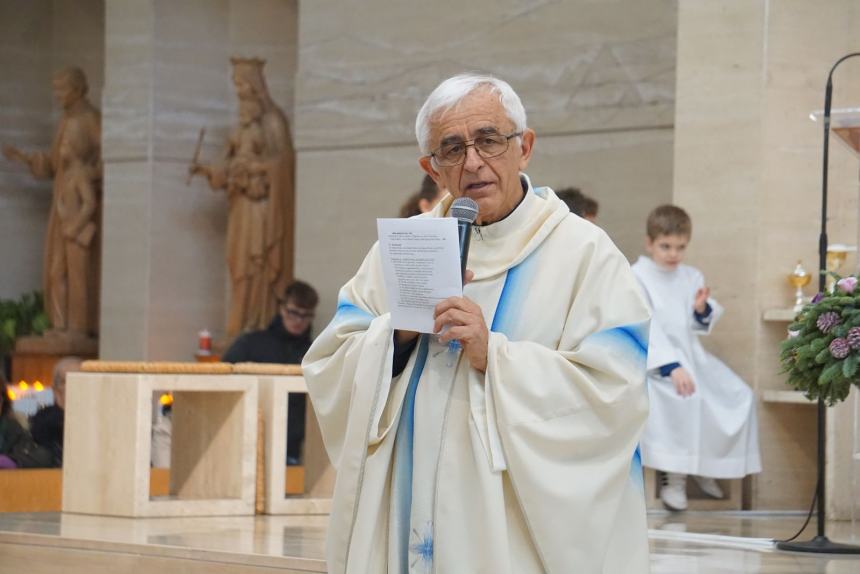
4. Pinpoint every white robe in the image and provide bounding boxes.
[303,175,653,574]
[632,256,761,478]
